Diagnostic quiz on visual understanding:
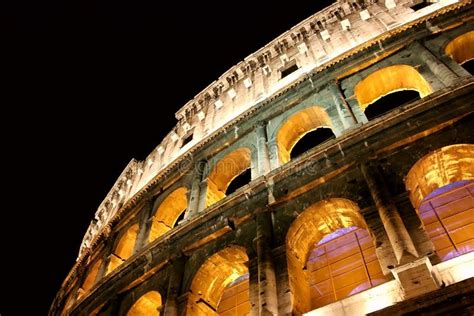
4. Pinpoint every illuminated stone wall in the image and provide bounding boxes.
[50,1,474,316]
